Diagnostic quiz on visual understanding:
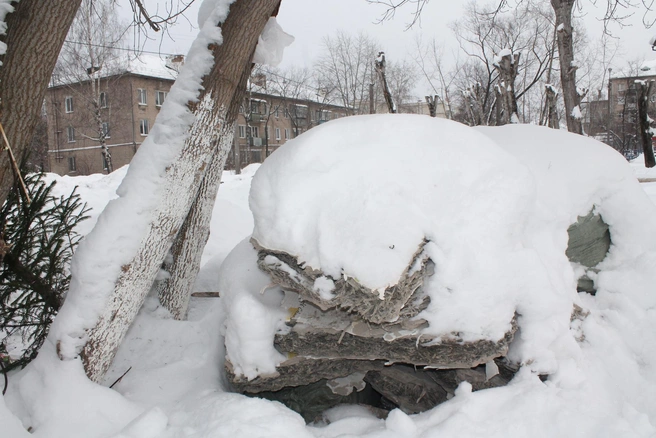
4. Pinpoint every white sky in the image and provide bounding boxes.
[124,0,656,79]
